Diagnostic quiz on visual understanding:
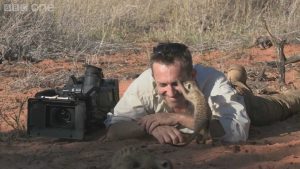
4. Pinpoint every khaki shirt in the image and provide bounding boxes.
[105,64,250,142]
